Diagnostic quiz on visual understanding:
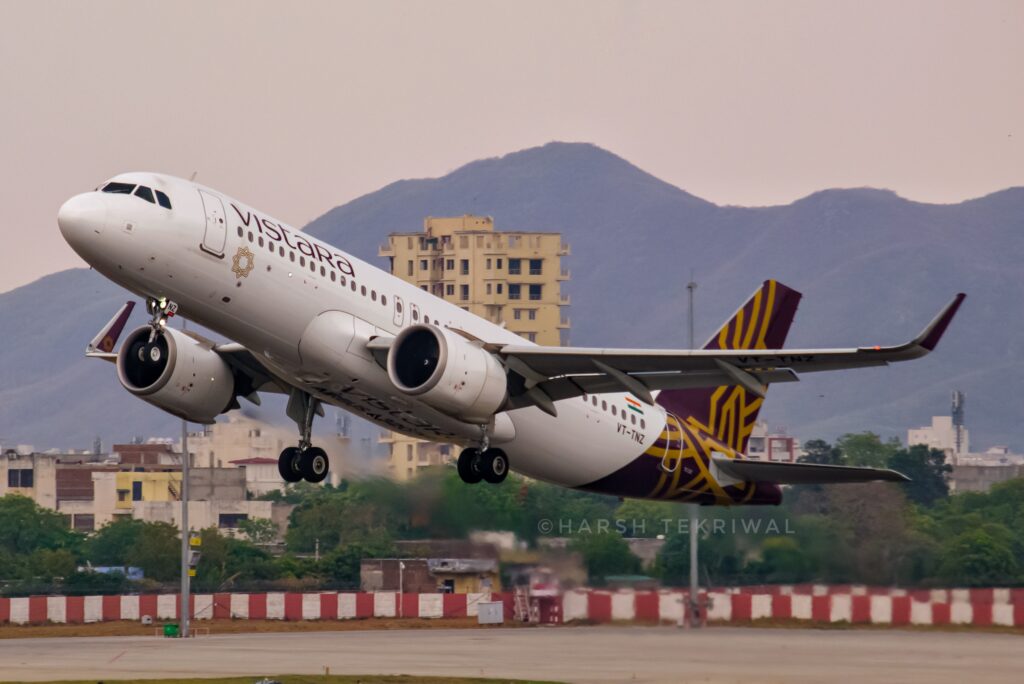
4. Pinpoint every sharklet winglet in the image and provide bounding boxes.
[86,301,136,362]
